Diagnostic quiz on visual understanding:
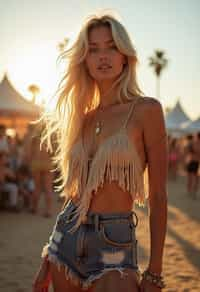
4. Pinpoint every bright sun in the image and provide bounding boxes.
[7,41,63,109]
